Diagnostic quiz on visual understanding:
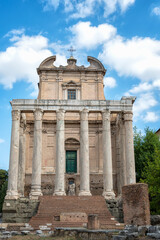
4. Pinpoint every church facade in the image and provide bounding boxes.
[5,55,136,201]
